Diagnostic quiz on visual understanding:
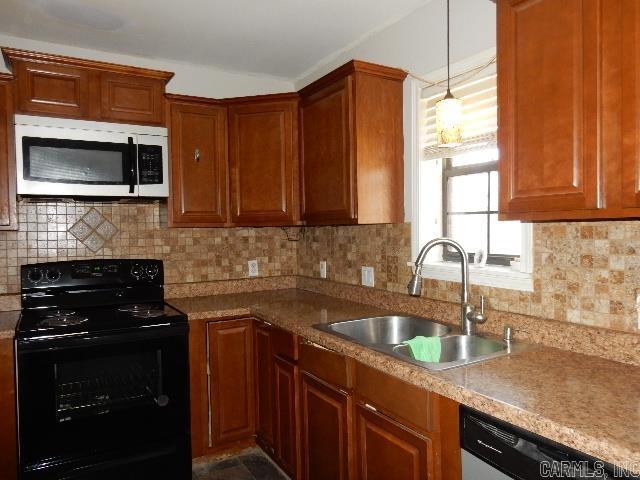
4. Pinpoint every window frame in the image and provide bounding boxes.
[441,156,517,267]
